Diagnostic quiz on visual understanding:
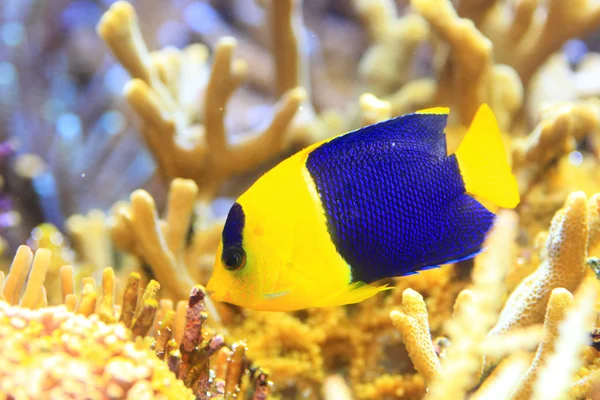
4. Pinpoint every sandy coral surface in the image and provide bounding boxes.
[2,0,600,399]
